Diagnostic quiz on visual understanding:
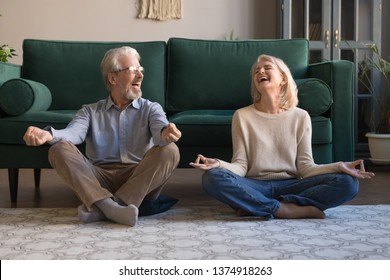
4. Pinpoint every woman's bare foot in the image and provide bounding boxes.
[274,202,325,219]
